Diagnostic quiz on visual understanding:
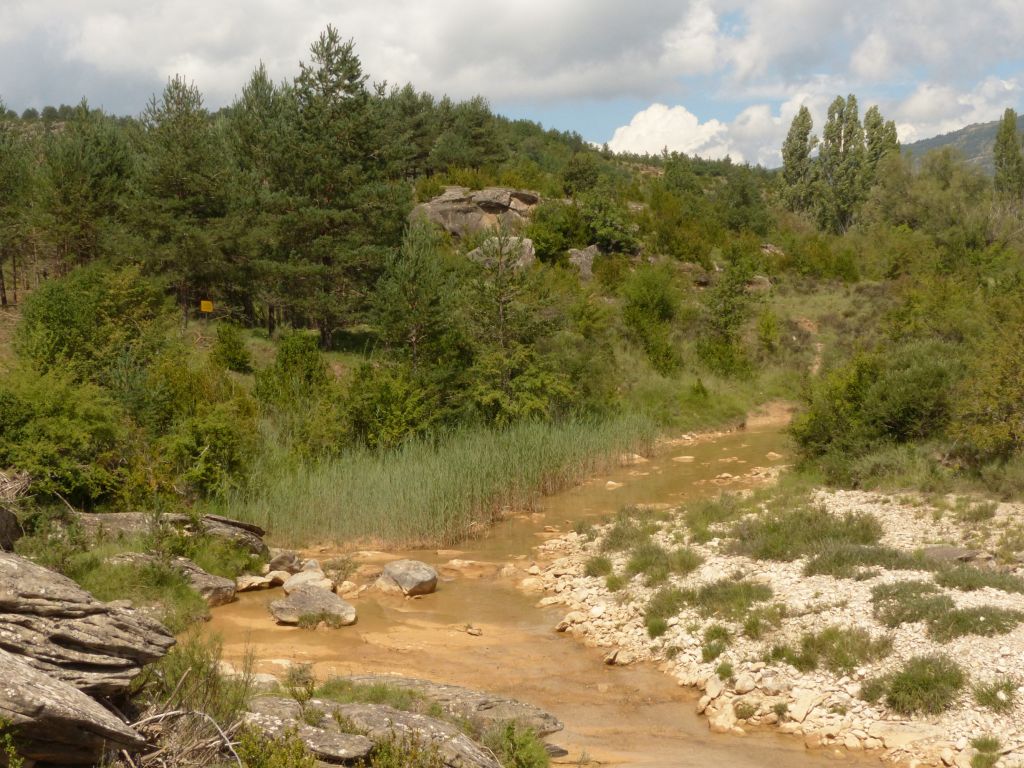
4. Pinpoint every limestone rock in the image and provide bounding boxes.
[108,552,236,607]
[269,585,357,626]
[0,647,146,764]
[411,186,540,239]
[467,236,536,270]
[0,552,175,696]
[282,569,334,594]
[376,559,438,596]
[340,675,563,736]
[237,574,274,592]
[245,697,373,762]
[568,244,598,280]
[74,511,268,556]
[268,550,302,573]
